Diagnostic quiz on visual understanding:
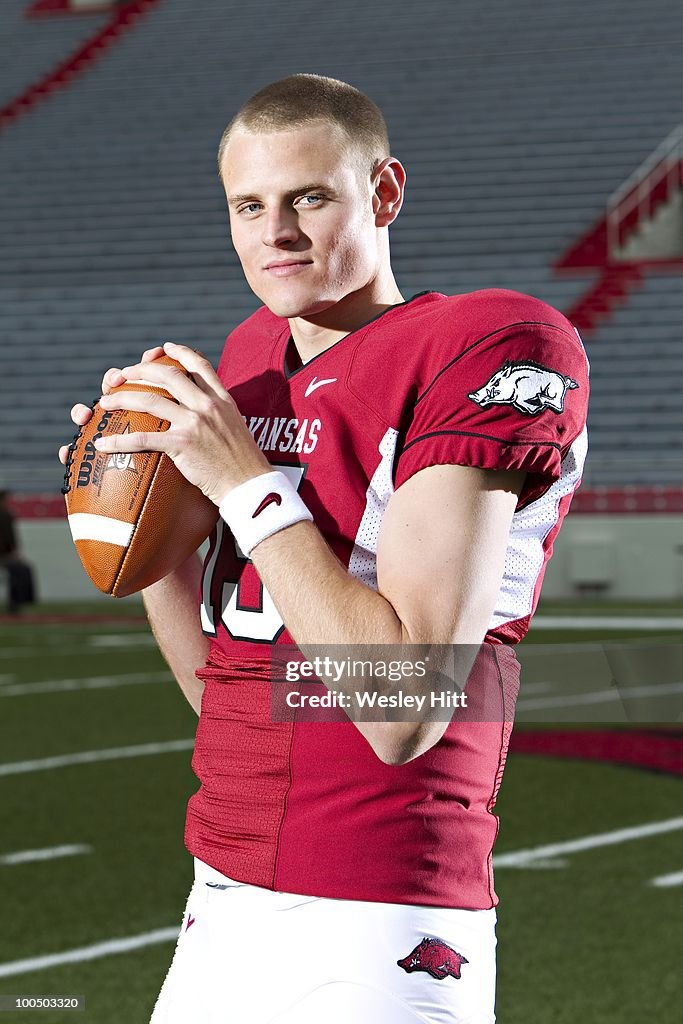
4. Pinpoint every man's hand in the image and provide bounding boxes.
[58,344,166,466]
[59,342,272,506]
